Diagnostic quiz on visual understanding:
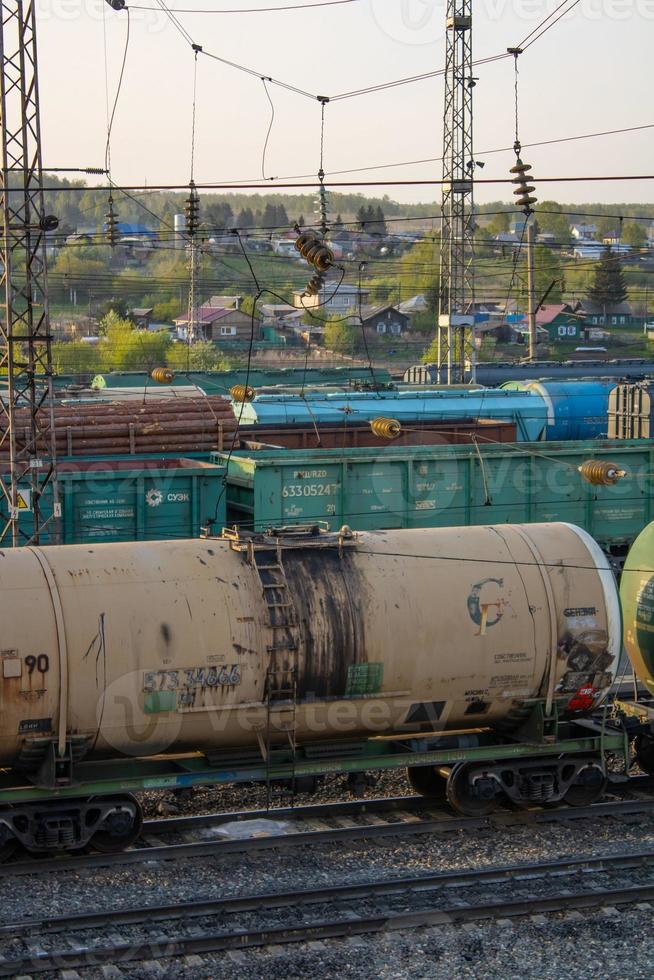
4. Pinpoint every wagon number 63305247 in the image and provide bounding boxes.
[282,483,339,498]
